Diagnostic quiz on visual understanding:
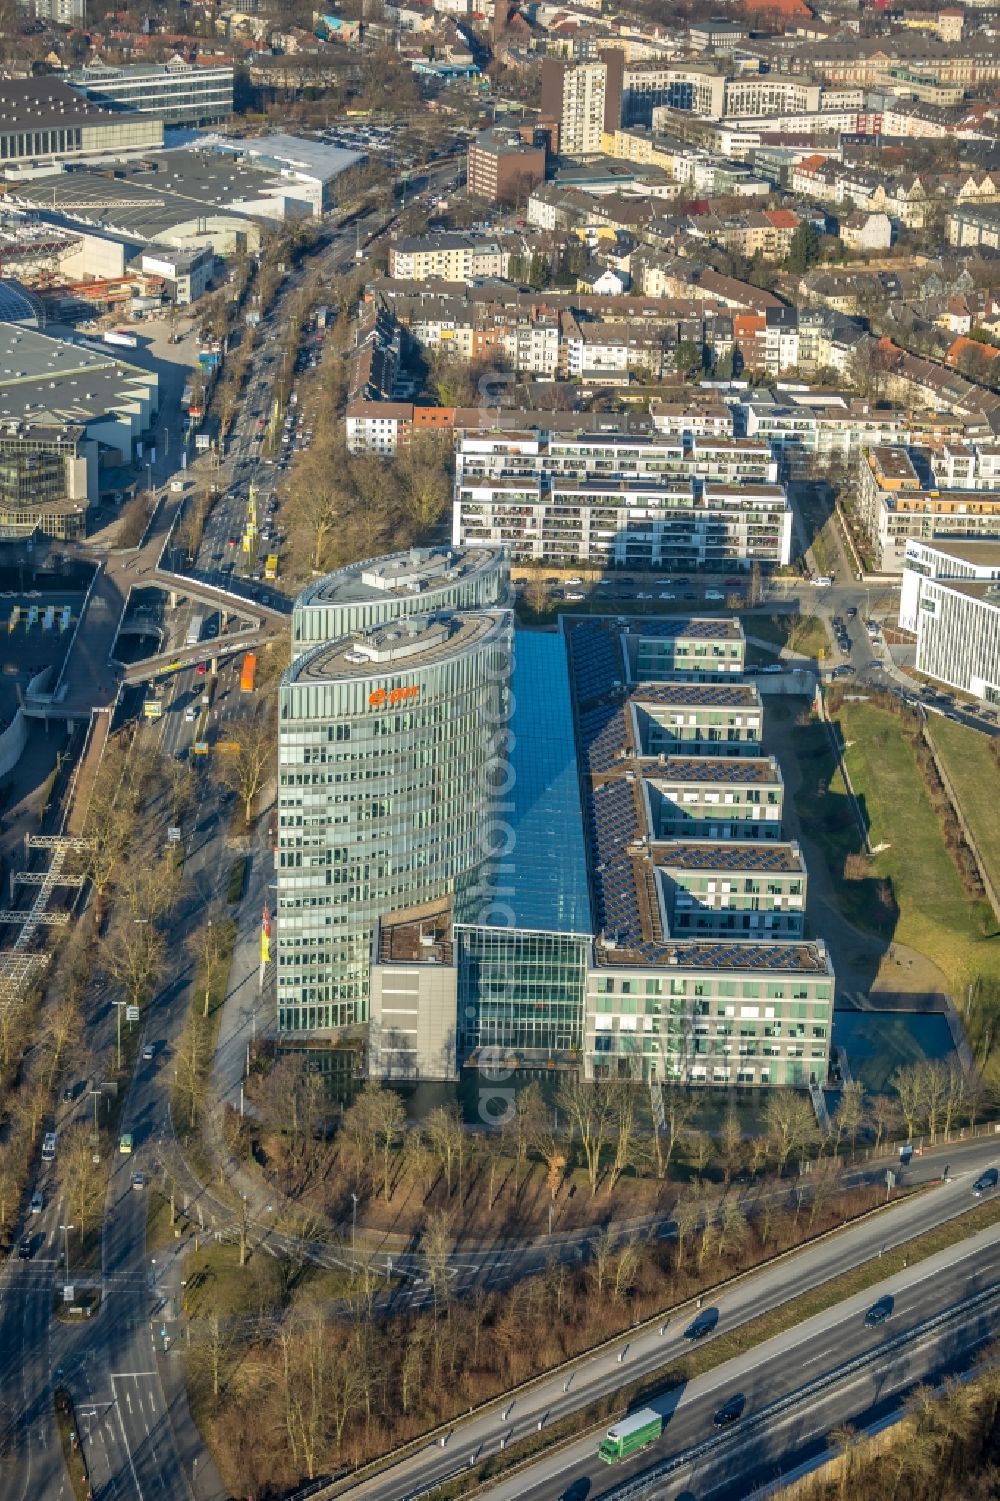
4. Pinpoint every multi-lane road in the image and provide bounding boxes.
[478,1222,1000,1501]
[0,197,395,1501]
[328,1145,1000,1501]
